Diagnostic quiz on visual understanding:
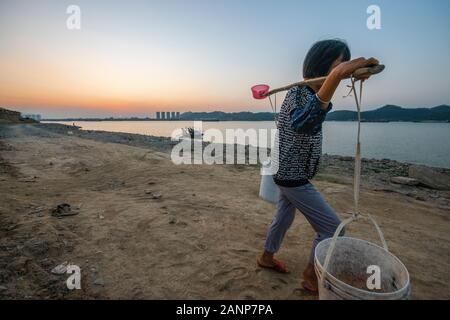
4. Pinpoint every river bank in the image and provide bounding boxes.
[0,123,449,299]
